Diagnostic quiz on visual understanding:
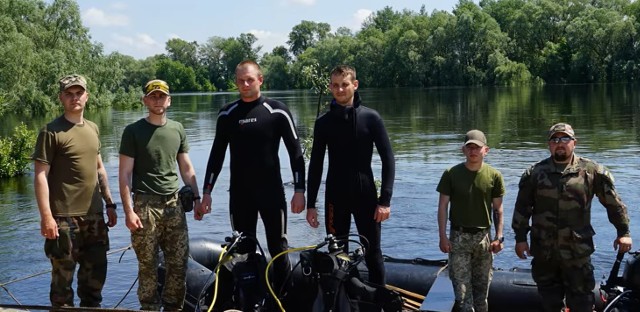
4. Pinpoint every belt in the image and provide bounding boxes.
[451,225,488,234]
[133,191,177,201]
